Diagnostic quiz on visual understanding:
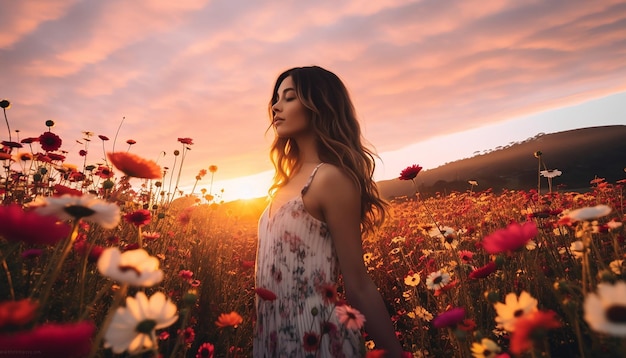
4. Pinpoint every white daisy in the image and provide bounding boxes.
[425,270,451,290]
[563,204,612,222]
[104,291,178,354]
[98,247,163,287]
[584,281,626,336]
[32,194,120,229]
